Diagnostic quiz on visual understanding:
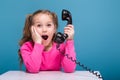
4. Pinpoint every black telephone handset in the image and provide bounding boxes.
[62,9,72,25]
[54,9,72,44]
[54,9,103,80]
